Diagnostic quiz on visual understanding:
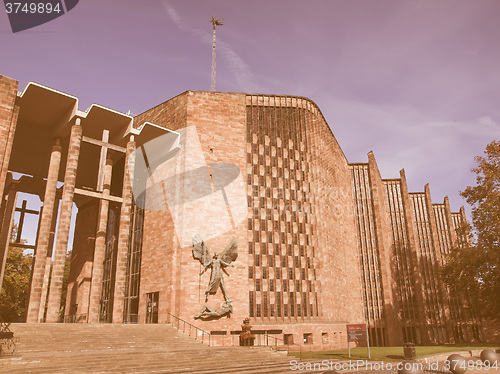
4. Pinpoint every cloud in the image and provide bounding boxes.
[318,95,498,211]
[477,116,500,133]
[424,117,500,138]
[161,1,259,92]
[217,40,256,91]
[161,2,186,30]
